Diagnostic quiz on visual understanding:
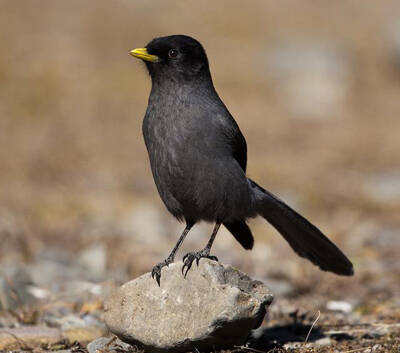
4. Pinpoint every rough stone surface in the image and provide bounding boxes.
[104,259,273,353]
[87,337,134,353]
